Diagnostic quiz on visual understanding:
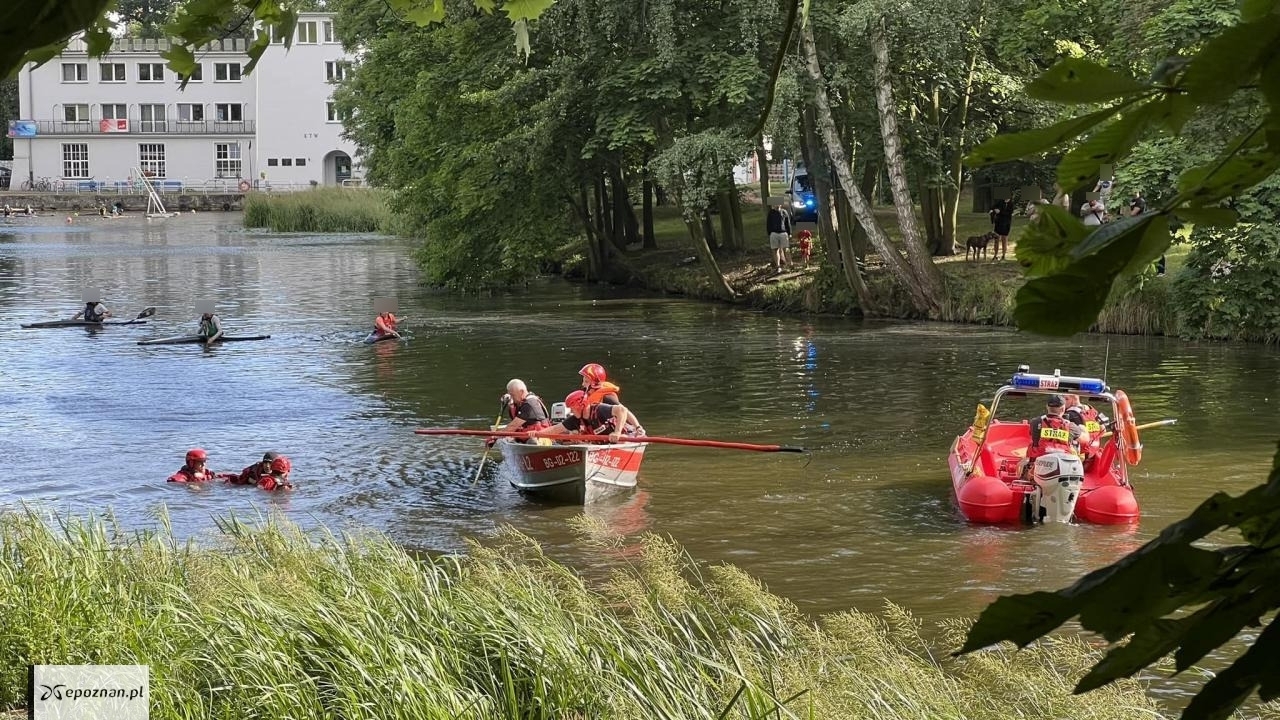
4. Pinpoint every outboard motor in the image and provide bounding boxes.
[1030,451,1085,523]
[550,402,568,422]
